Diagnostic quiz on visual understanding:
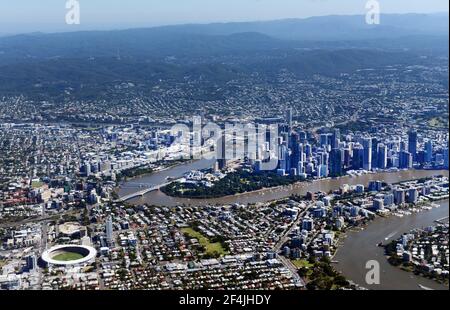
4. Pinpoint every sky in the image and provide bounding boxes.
[0,0,448,34]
